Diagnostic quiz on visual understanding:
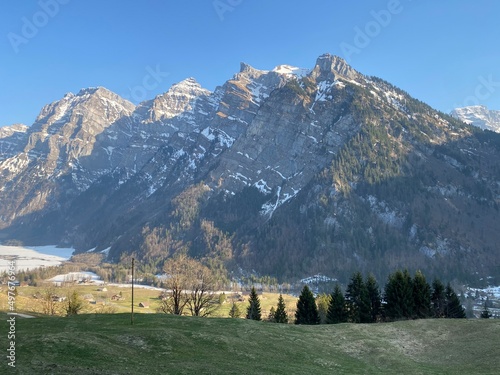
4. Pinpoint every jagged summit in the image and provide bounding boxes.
[312,53,359,81]
[239,62,263,74]
[77,86,104,95]
[169,77,204,90]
